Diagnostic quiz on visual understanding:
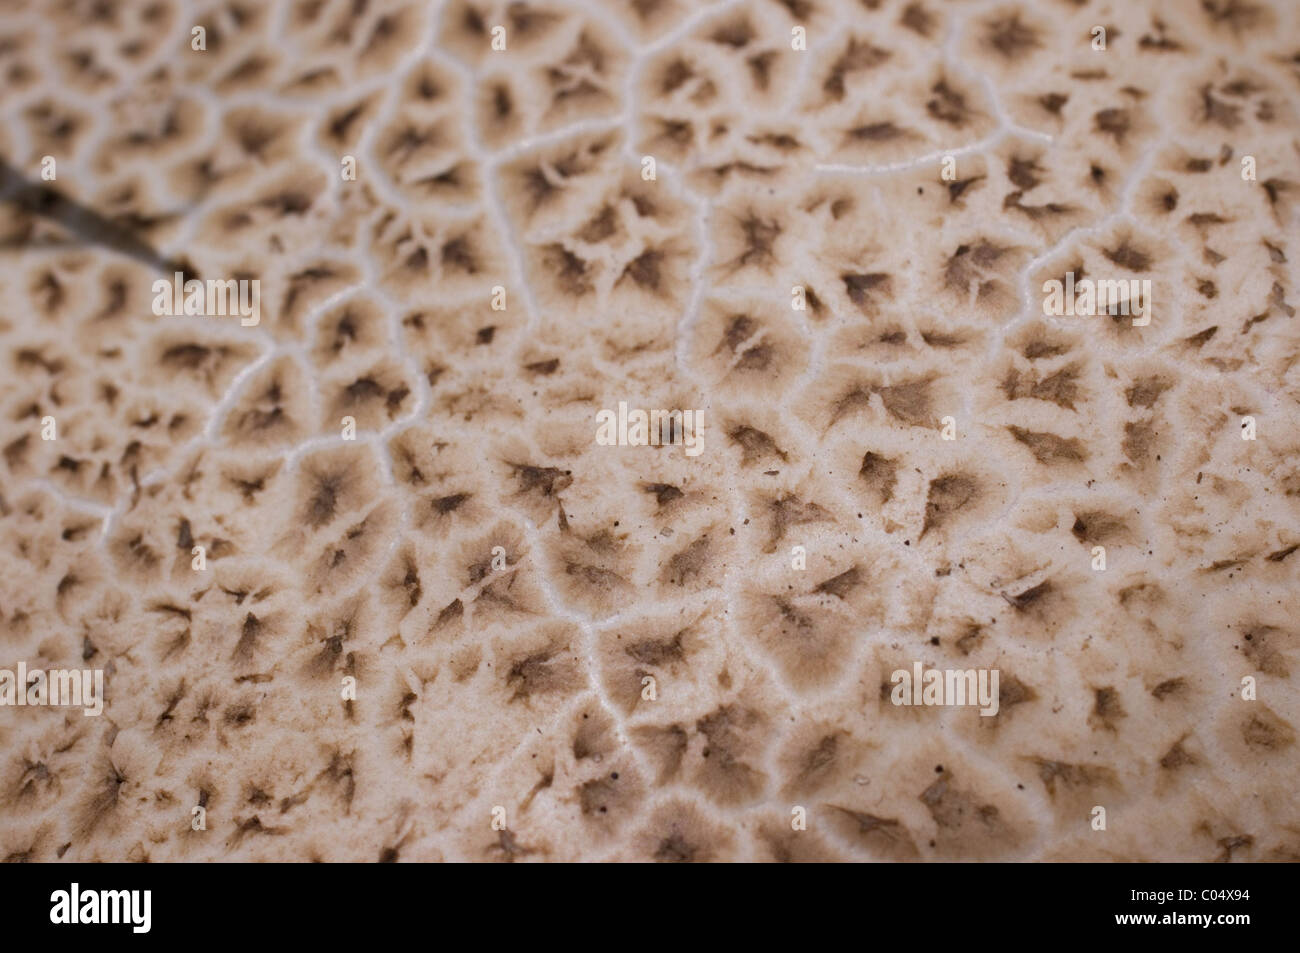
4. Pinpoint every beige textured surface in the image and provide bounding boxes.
[0,0,1298,862]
